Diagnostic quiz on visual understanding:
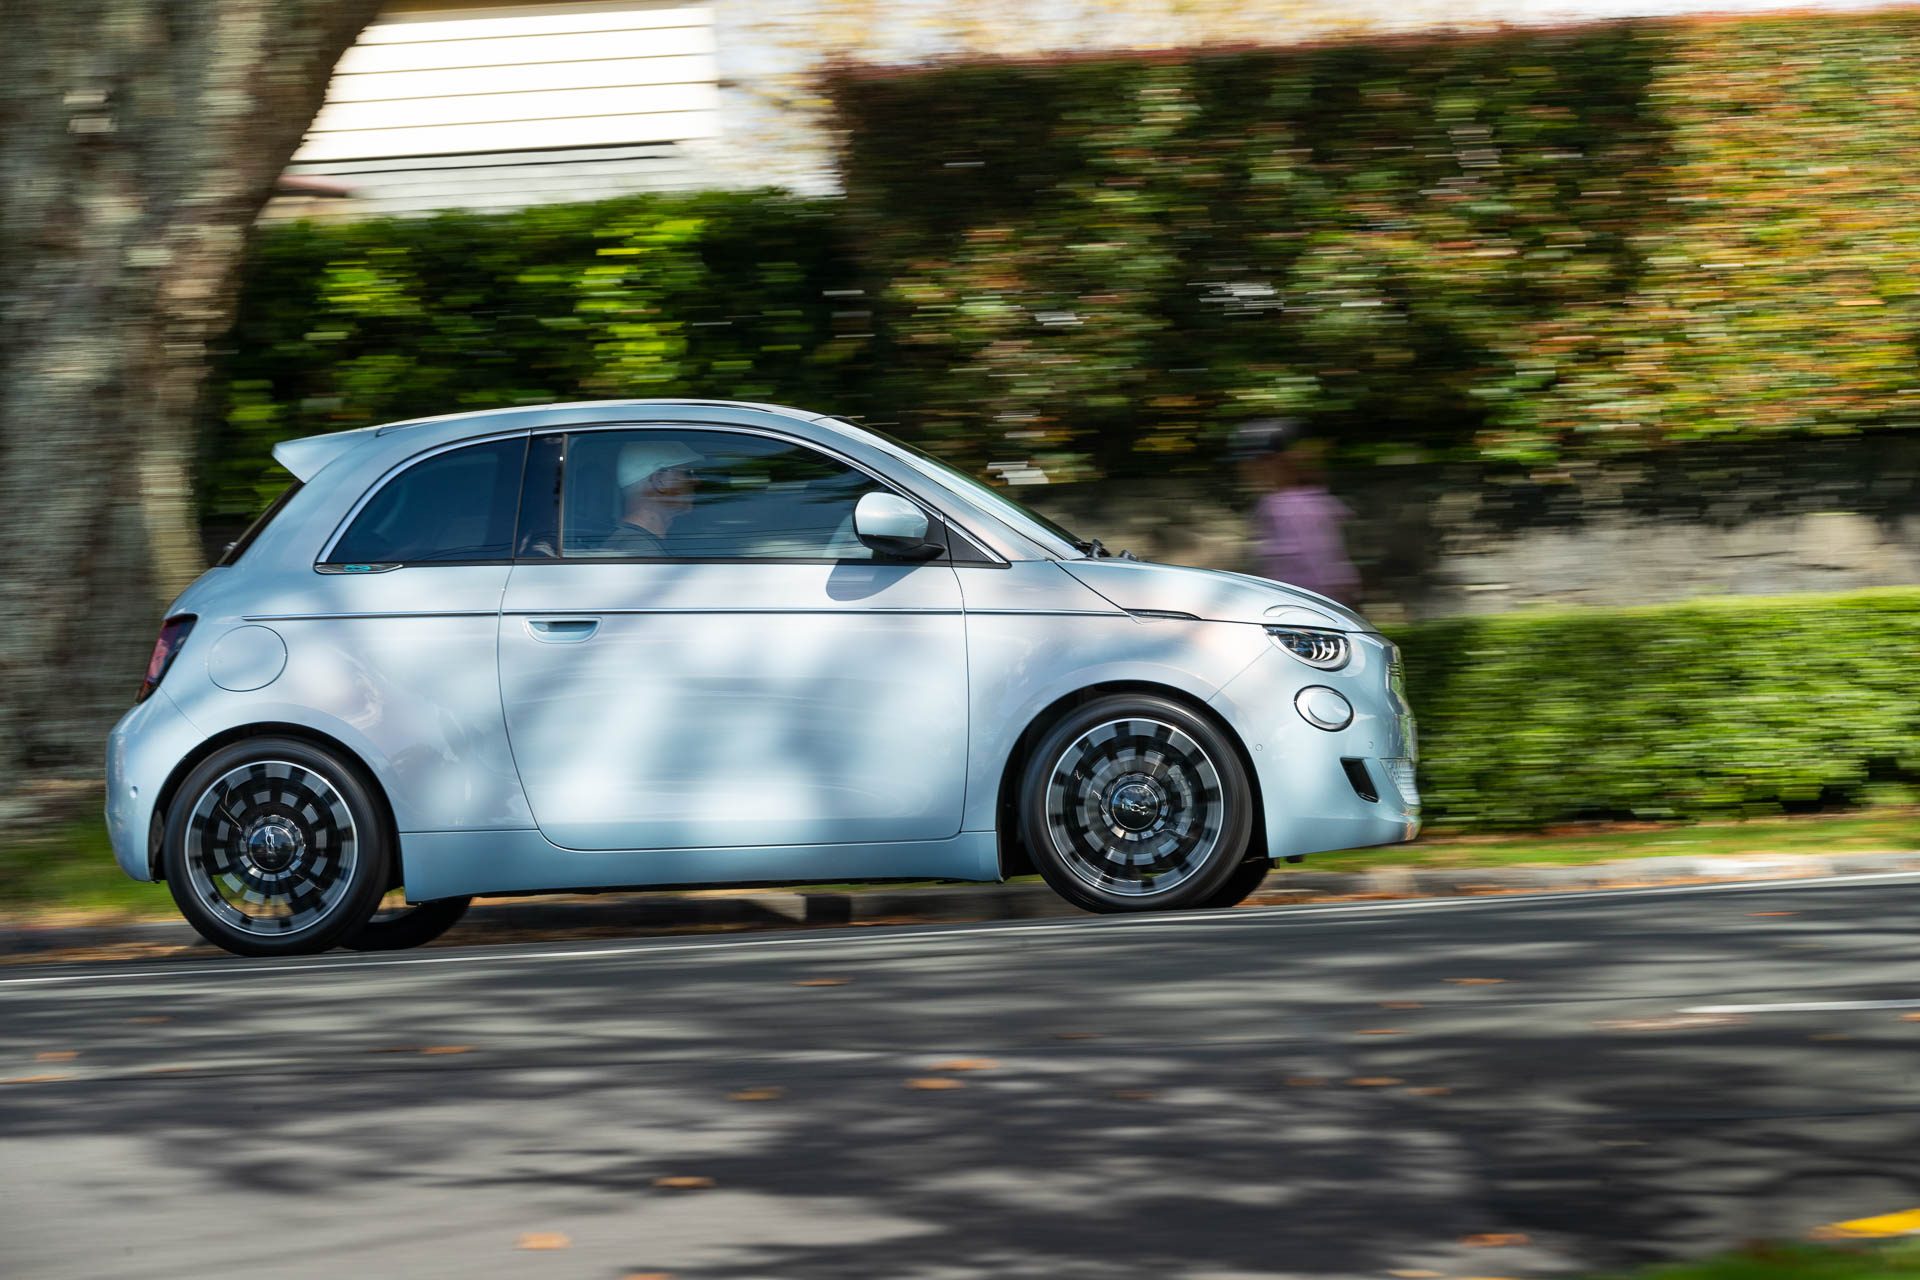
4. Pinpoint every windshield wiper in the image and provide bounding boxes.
[1073,538,1136,560]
